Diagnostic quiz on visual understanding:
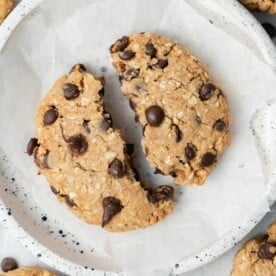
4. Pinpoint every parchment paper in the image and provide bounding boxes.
[0,0,275,275]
